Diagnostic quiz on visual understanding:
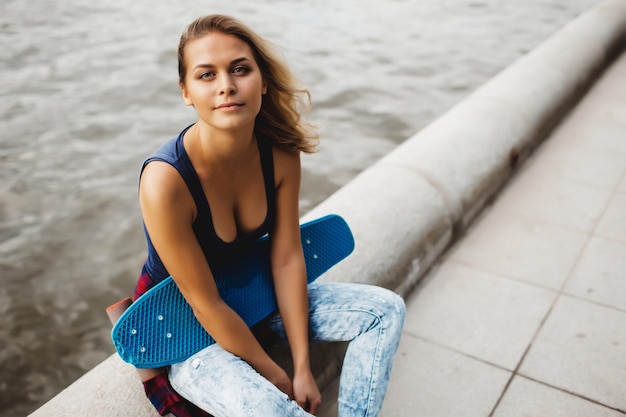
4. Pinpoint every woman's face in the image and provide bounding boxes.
[180,32,267,134]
